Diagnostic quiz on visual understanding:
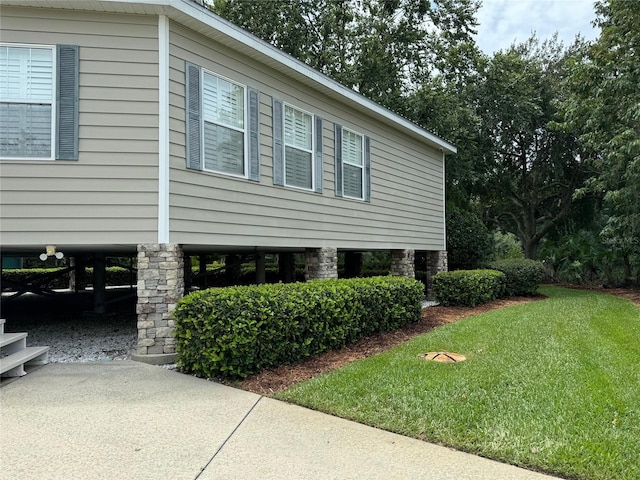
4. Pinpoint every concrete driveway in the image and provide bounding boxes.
[0,361,560,480]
